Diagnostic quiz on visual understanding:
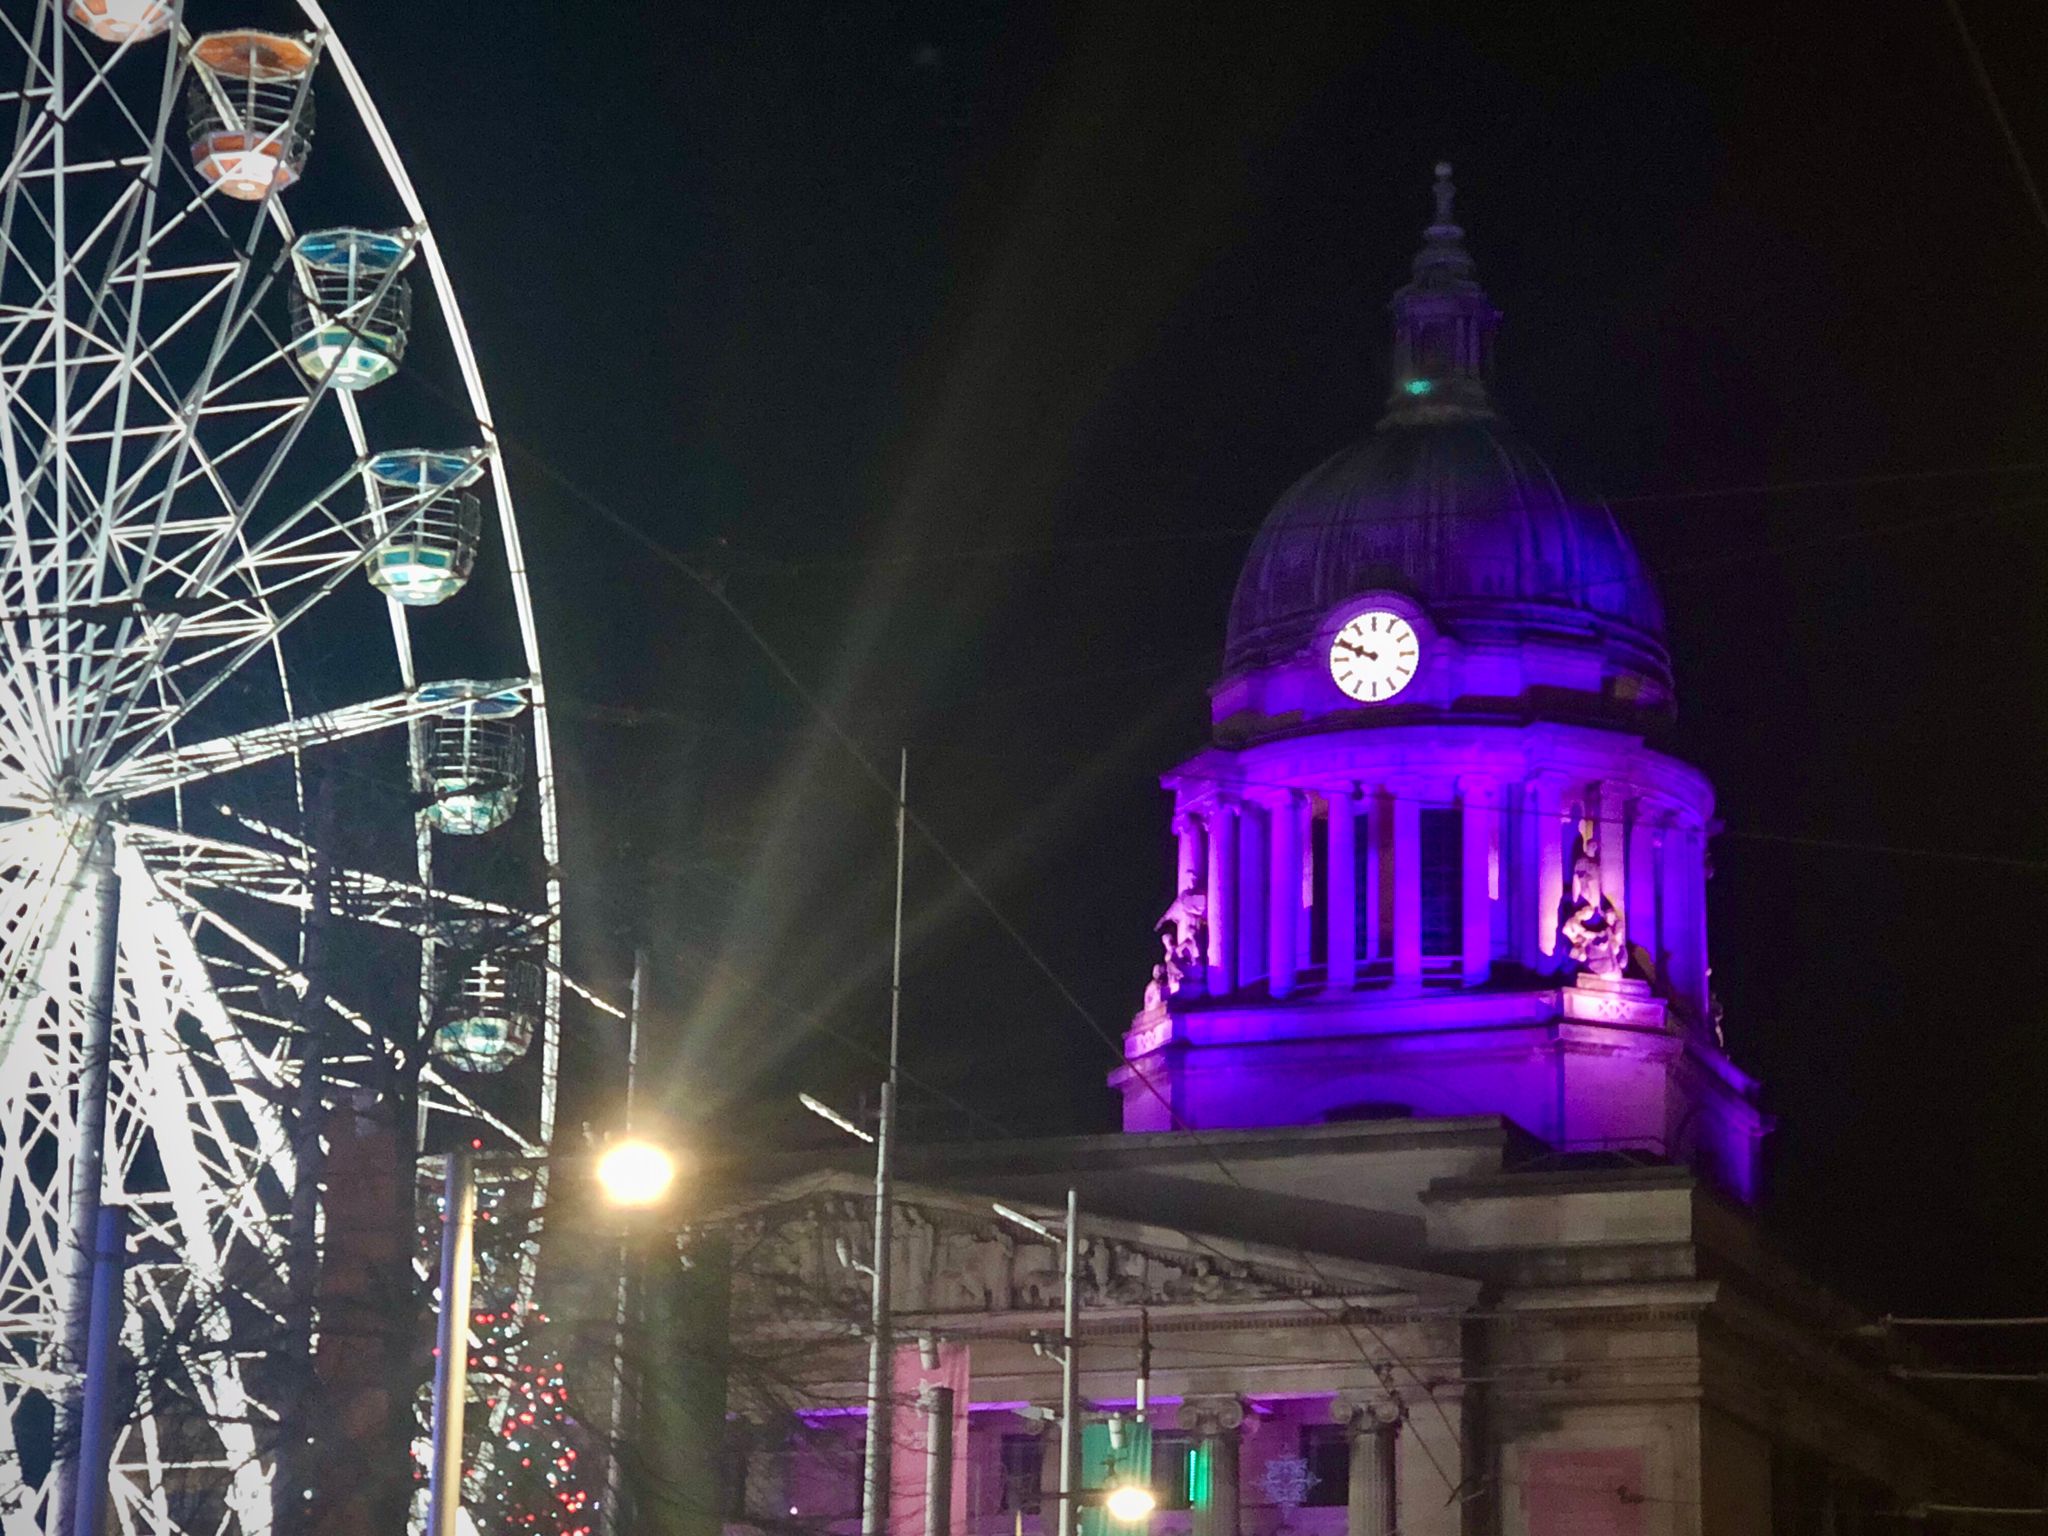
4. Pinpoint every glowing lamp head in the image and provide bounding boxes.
[1104,1485,1156,1523]
[594,1138,678,1209]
